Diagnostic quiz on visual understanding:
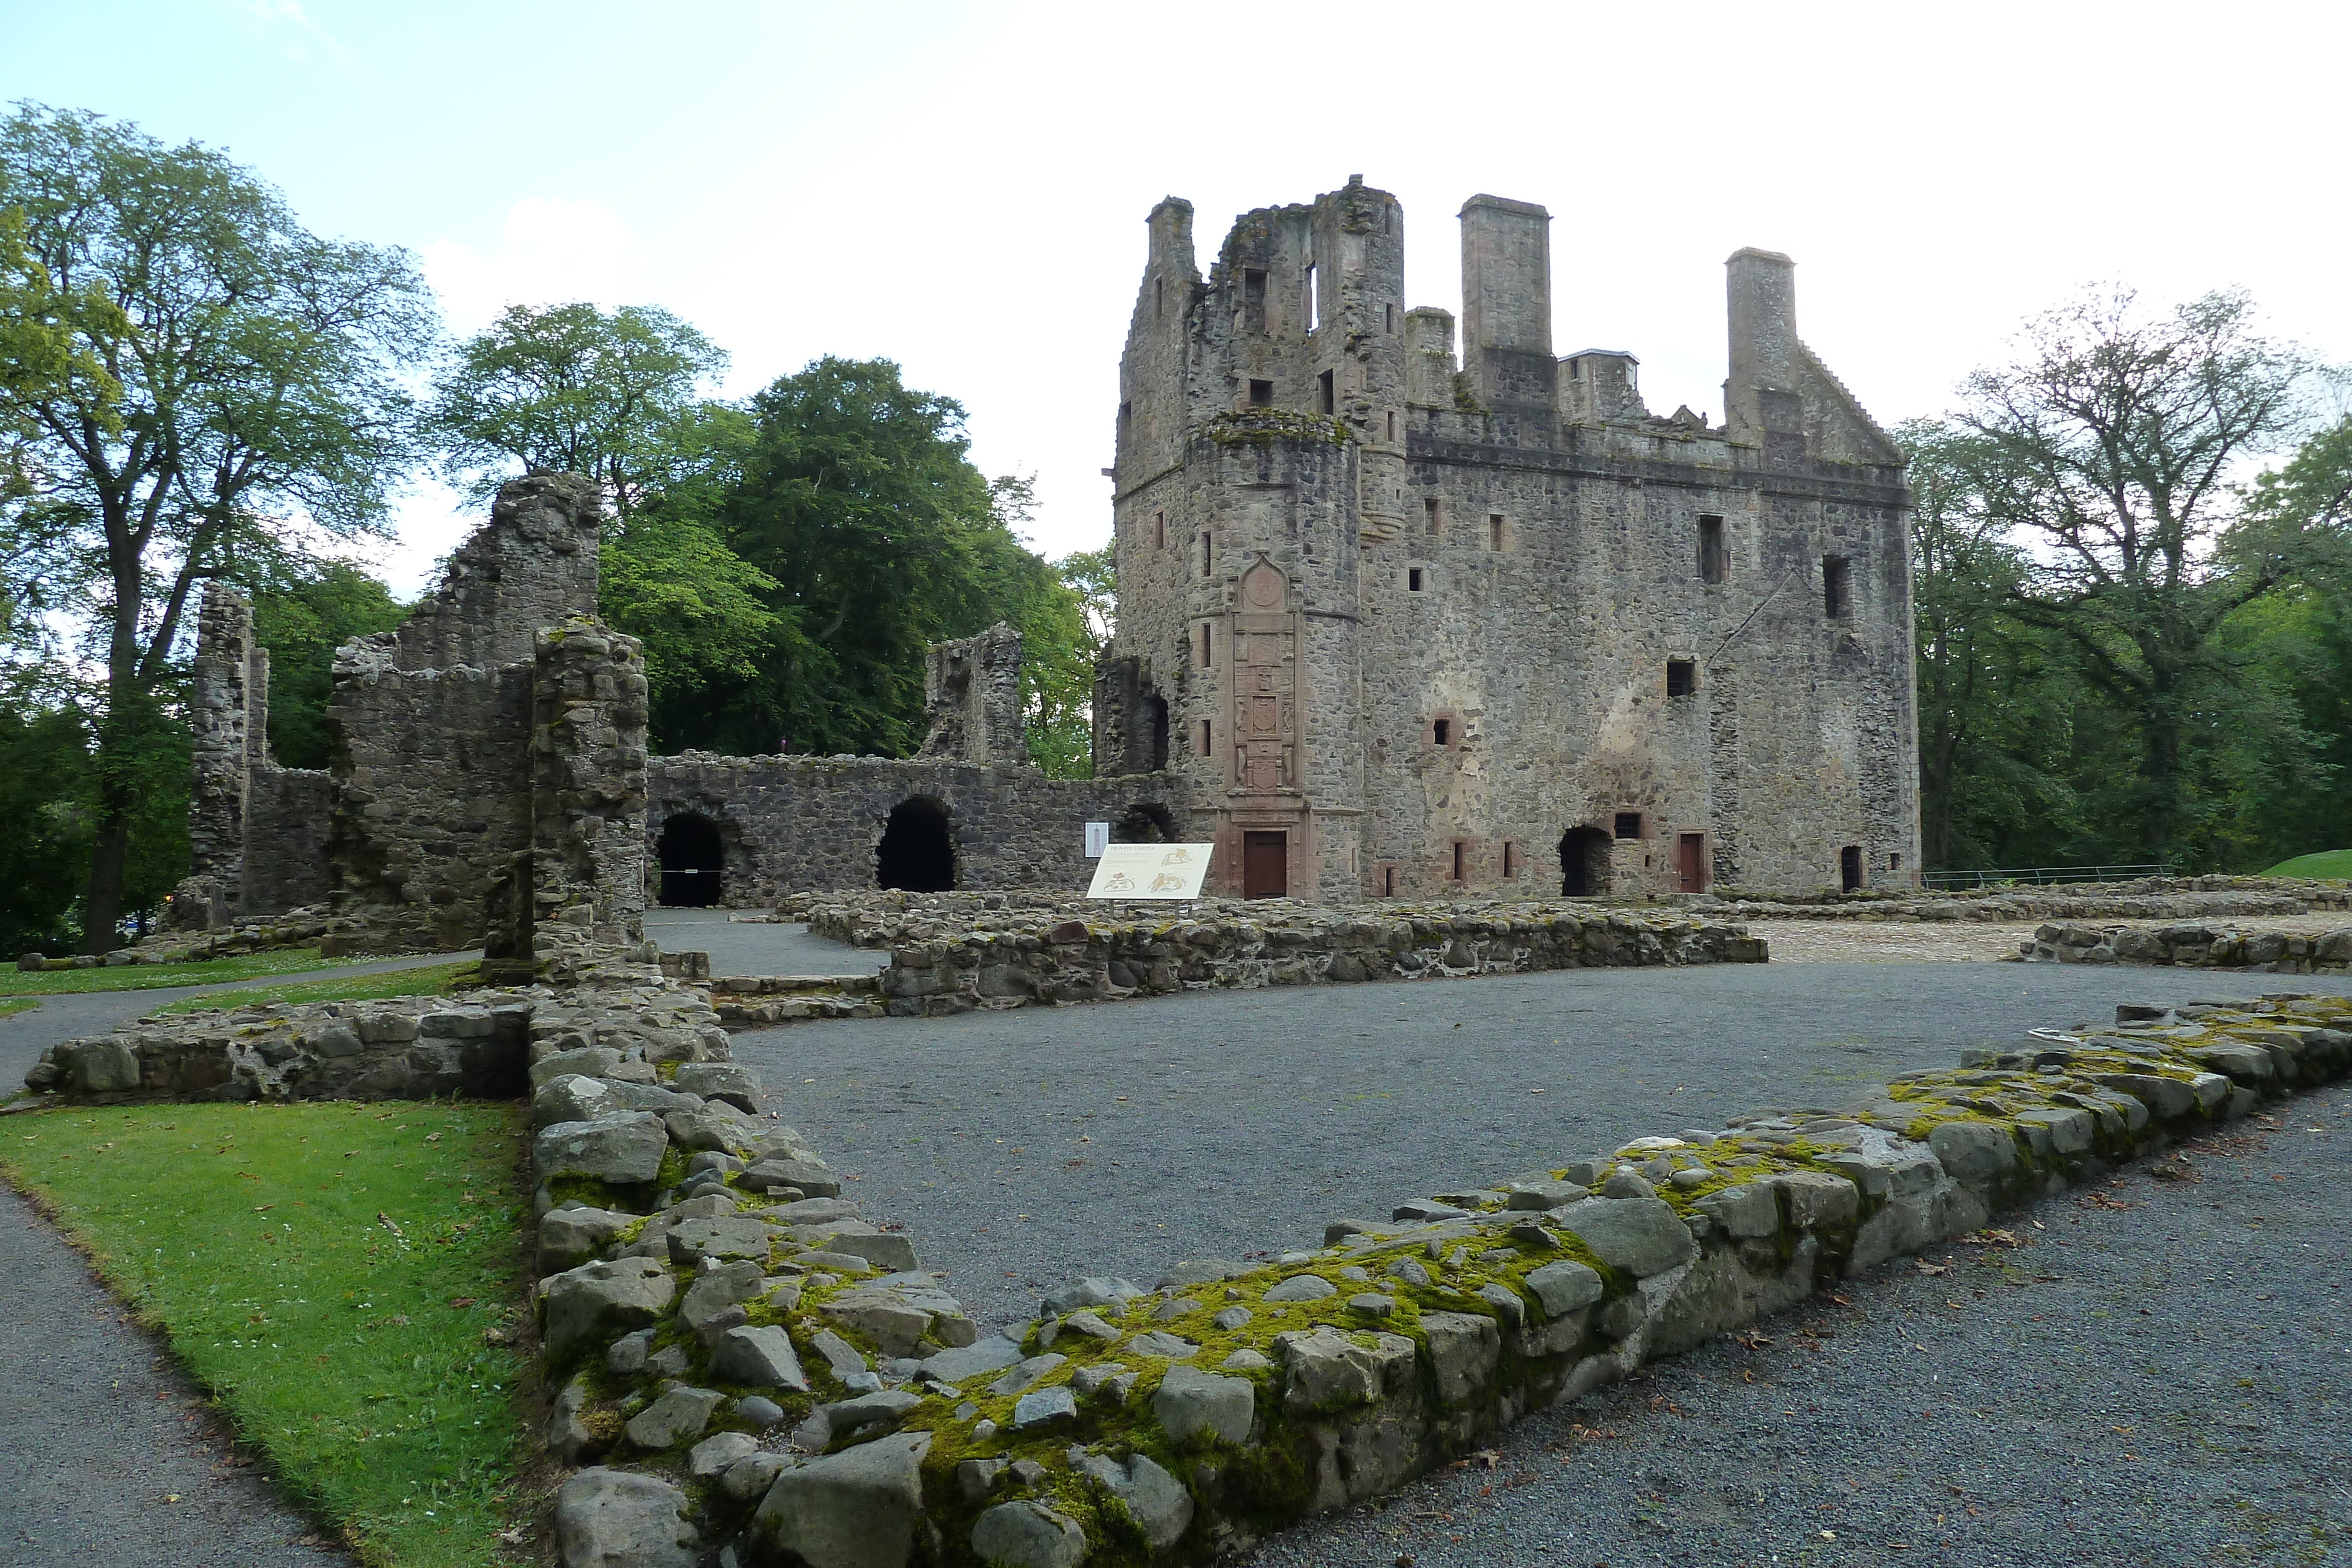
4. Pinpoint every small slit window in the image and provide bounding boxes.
[1407,567,1425,593]
[1382,864,1397,896]
[1613,811,1642,840]
[1153,511,1165,550]
[1502,841,1521,880]
[1318,369,1335,415]
[1304,262,1318,332]
[1432,717,1451,747]
[1154,277,1164,318]
[1197,624,1213,668]
[1451,841,1466,881]
[1244,268,1267,330]
[1699,514,1727,583]
[1424,497,1443,537]
[1666,659,1696,697]
[1488,513,1506,551]
[1387,409,1397,442]
[1823,554,1852,620]
[1197,719,1213,756]
[1248,379,1274,407]
[1197,531,1213,578]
